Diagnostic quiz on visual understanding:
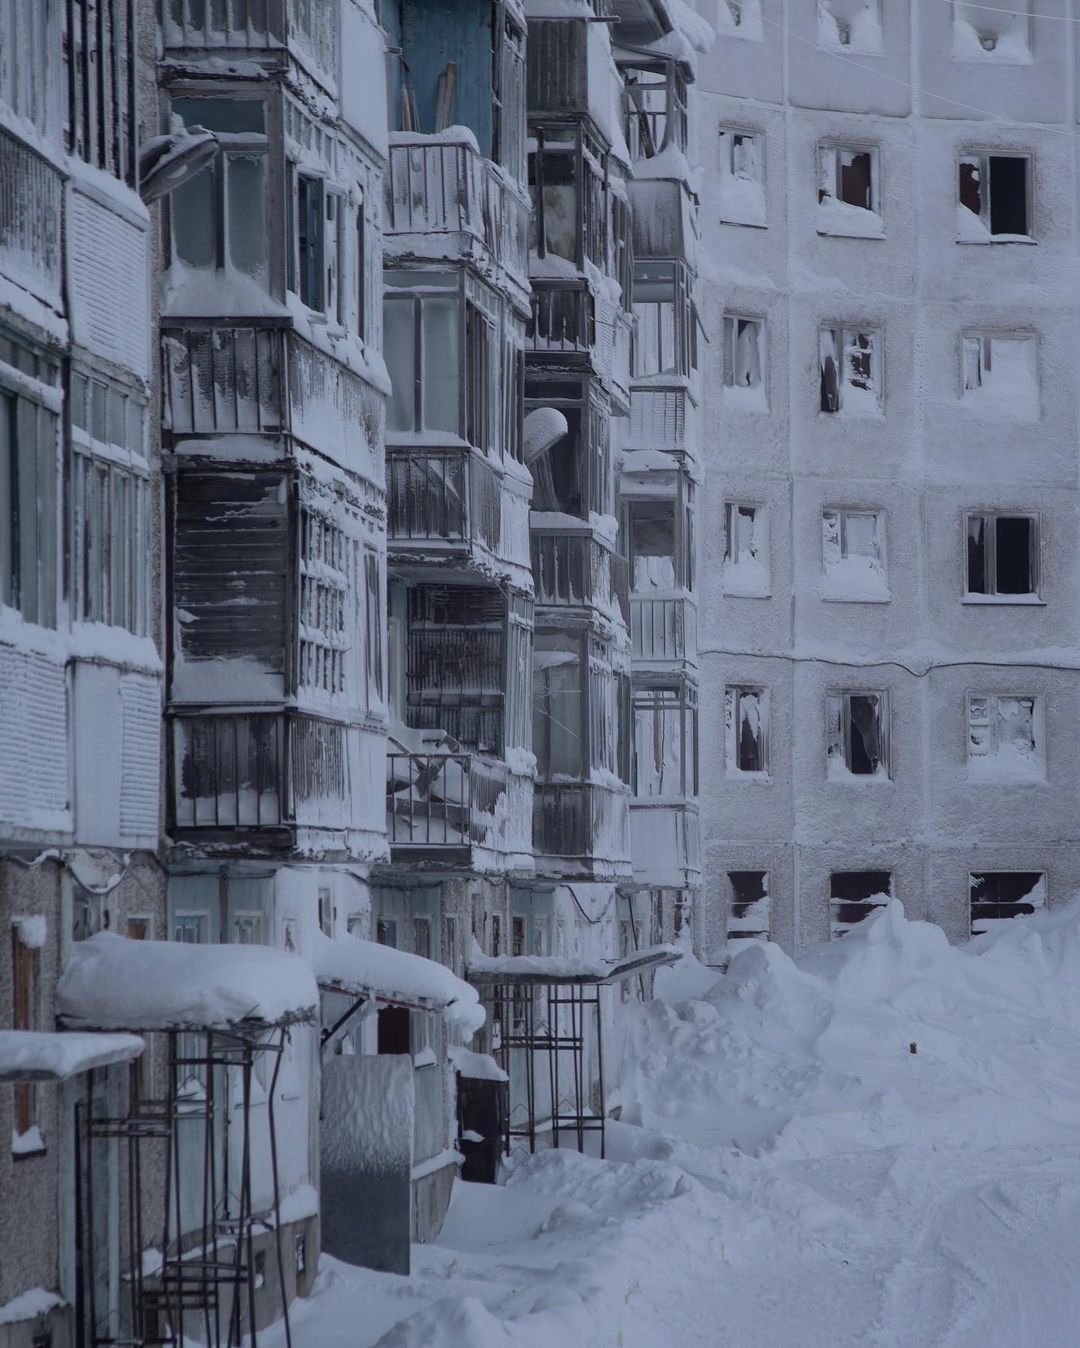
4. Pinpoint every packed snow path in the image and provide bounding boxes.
[264,902,1080,1347]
